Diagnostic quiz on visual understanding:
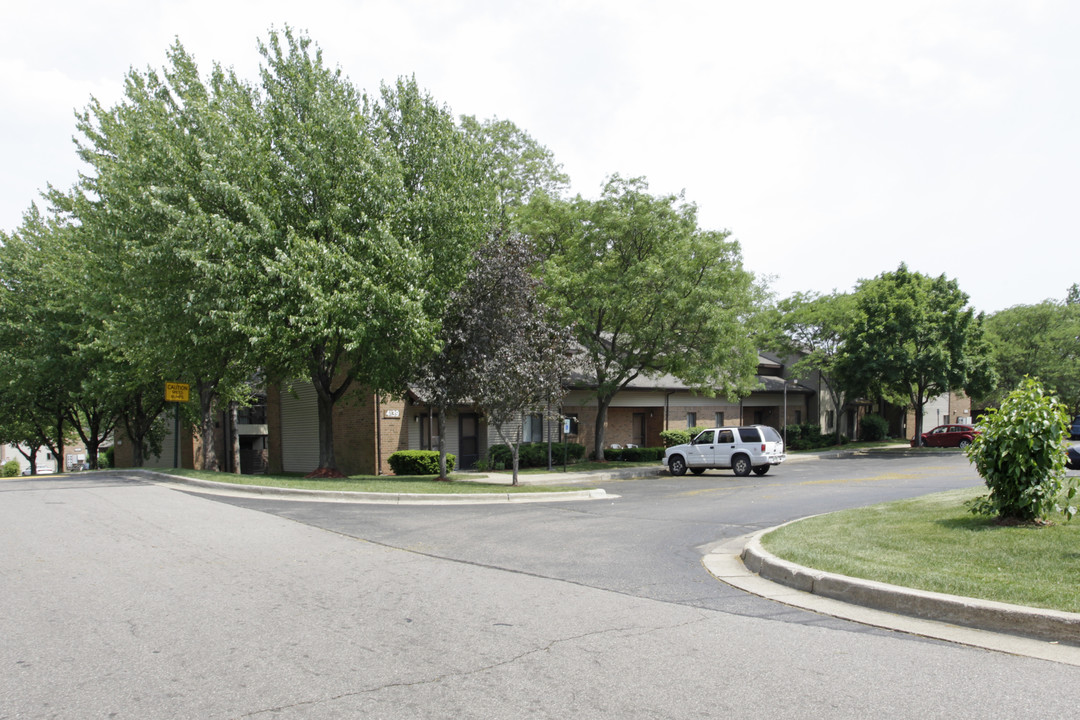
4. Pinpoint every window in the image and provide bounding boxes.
[753,410,764,425]
[795,410,802,424]
[714,412,724,427]
[739,427,761,443]
[826,410,835,431]
[418,415,436,450]
[693,429,715,444]
[523,413,544,443]
[686,412,697,428]
[718,429,734,443]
